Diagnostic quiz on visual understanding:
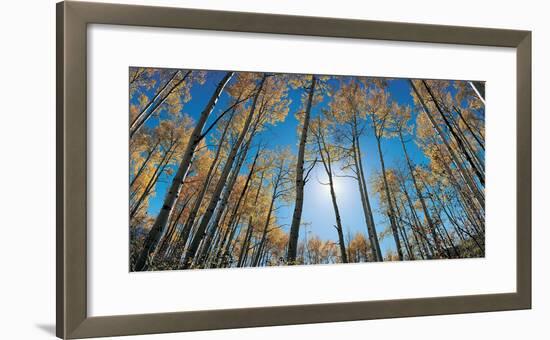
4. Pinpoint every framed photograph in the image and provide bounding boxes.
[57,1,531,338]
